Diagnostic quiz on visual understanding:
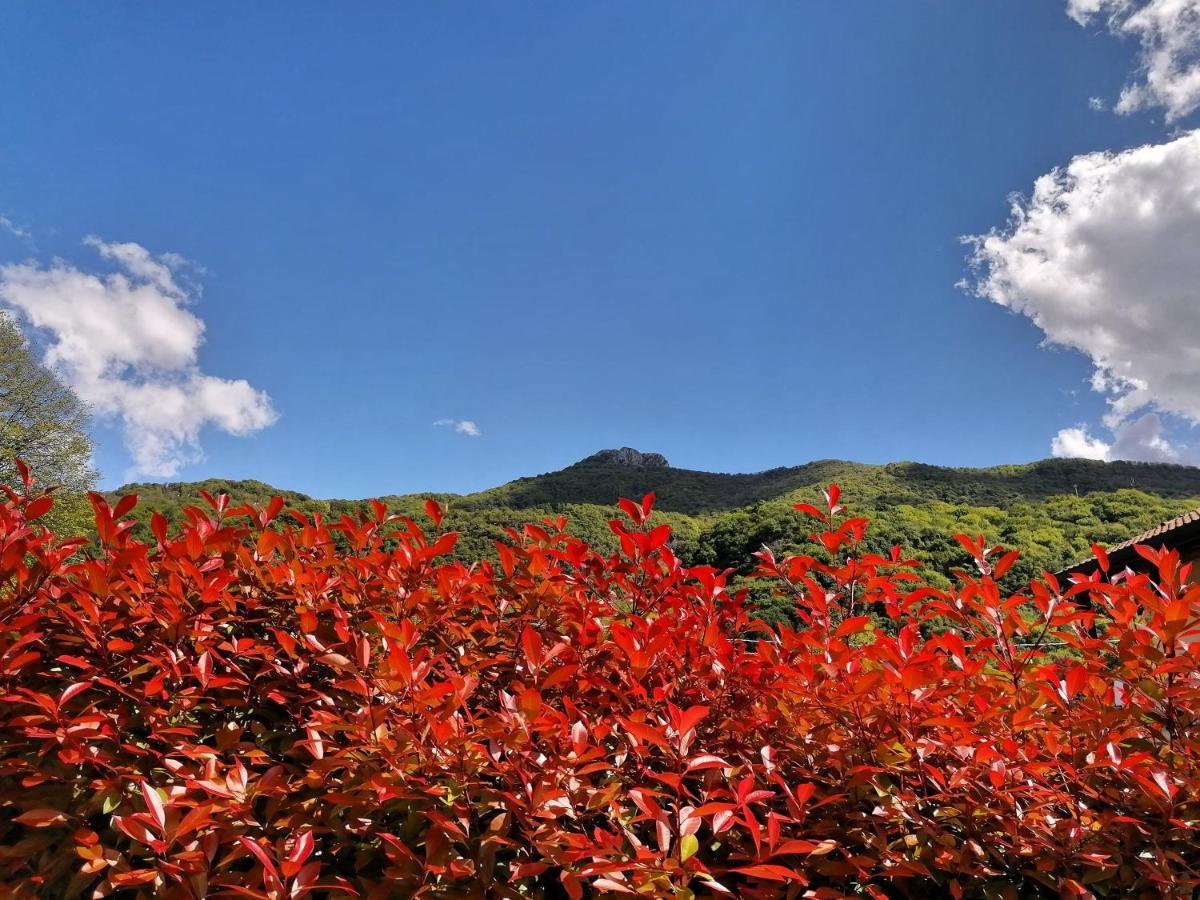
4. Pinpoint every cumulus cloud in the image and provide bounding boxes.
[1051,426,1113,460]
[1068,0,1200,122]
[1051,413,1185,462]
[434,418,482,437]
[964,129,1200,463]
[0,238,277,477]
